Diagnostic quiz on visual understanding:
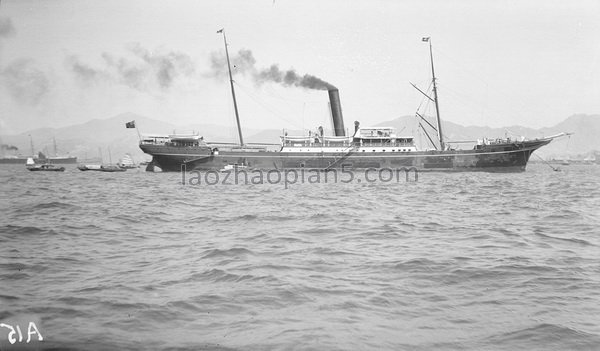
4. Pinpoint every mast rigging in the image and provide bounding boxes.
[425,37,445,150]
[218,28,244,146]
